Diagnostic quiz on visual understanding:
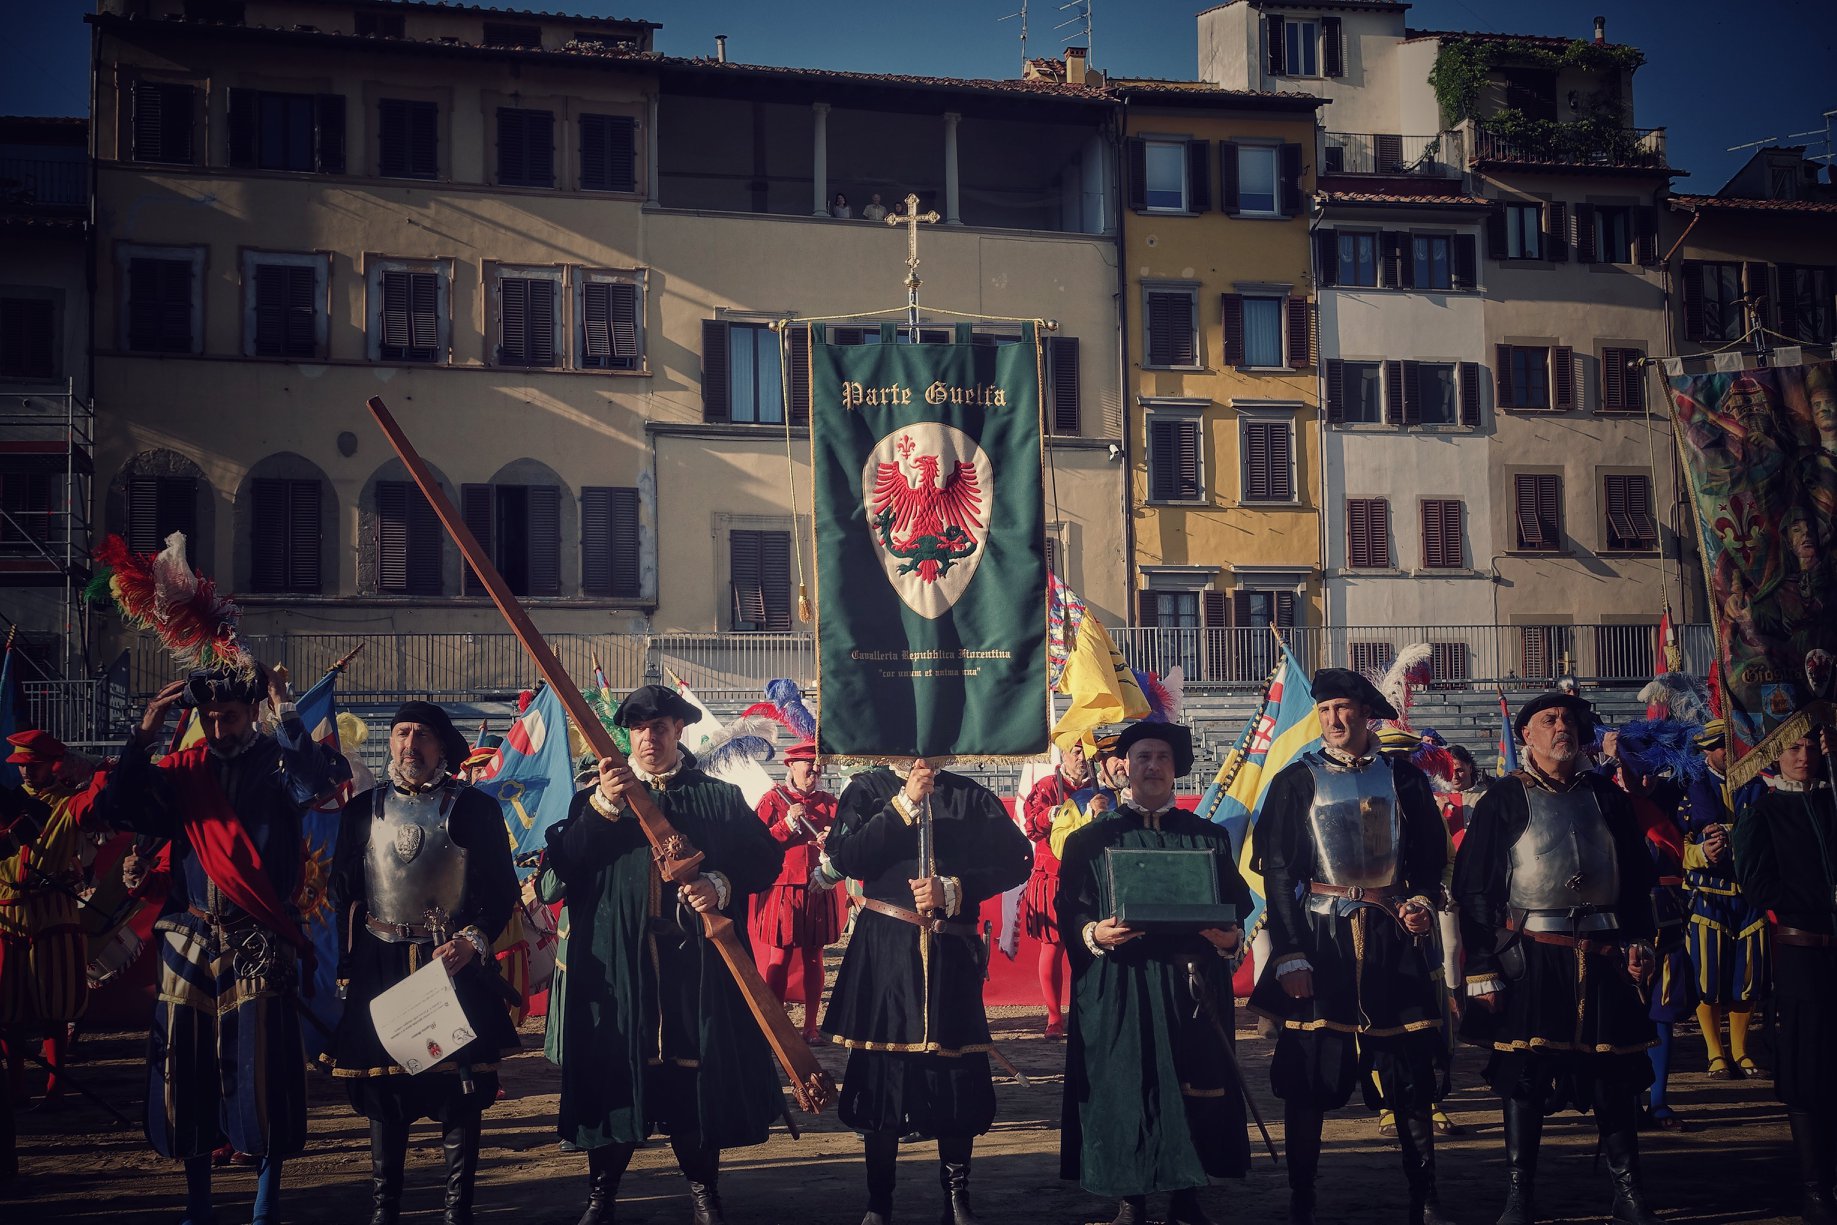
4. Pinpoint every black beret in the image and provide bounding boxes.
[1513,691,1598,738]
[1115,720,1194,777]
[181,664,269,709]
[612,684,702,730]
[1309,668,1399,721]
[391,700,471,771]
